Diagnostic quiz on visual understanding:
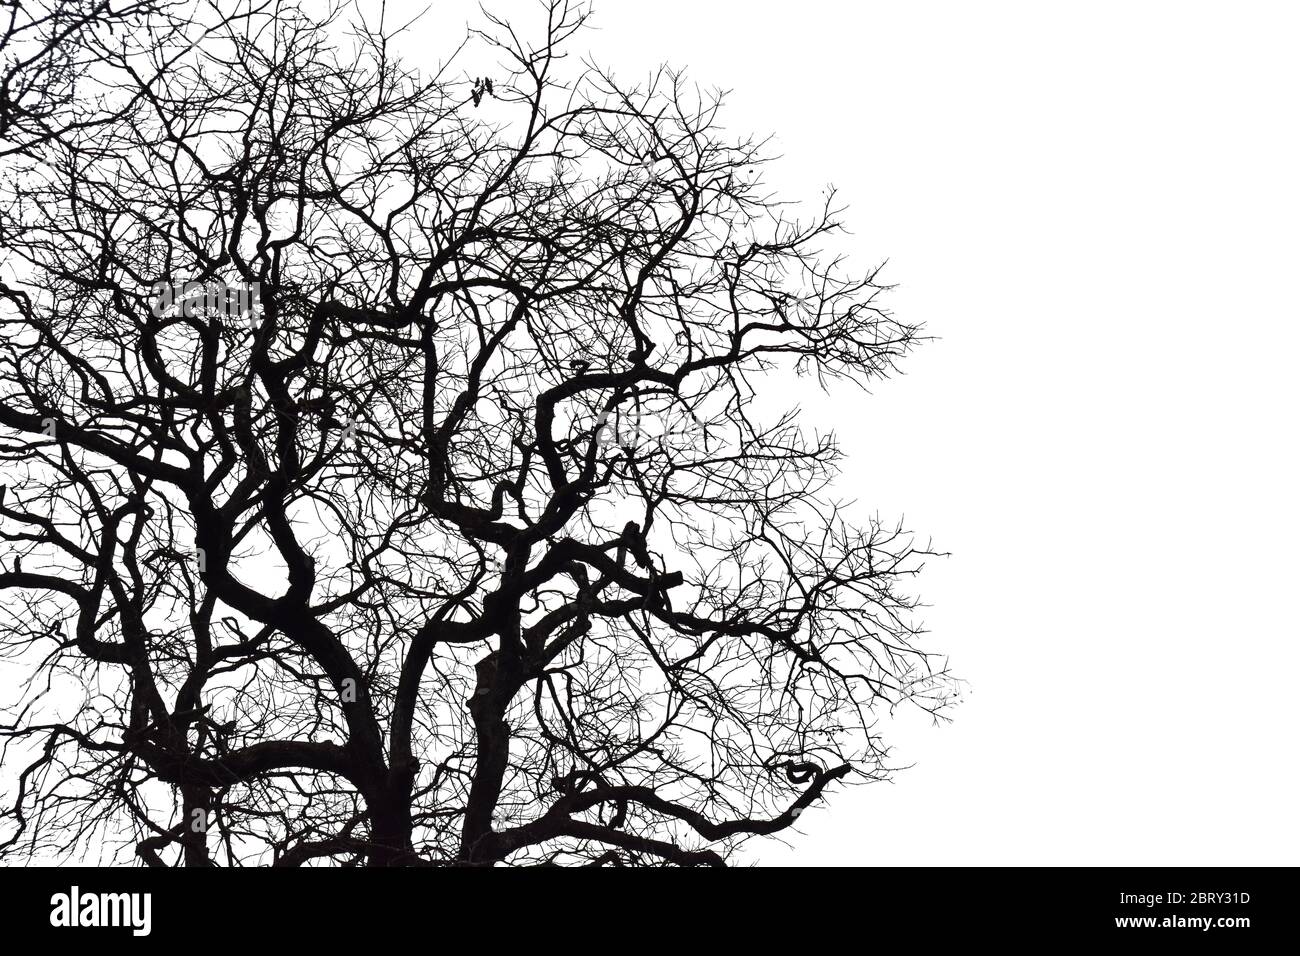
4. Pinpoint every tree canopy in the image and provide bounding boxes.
[0,0,953,866]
